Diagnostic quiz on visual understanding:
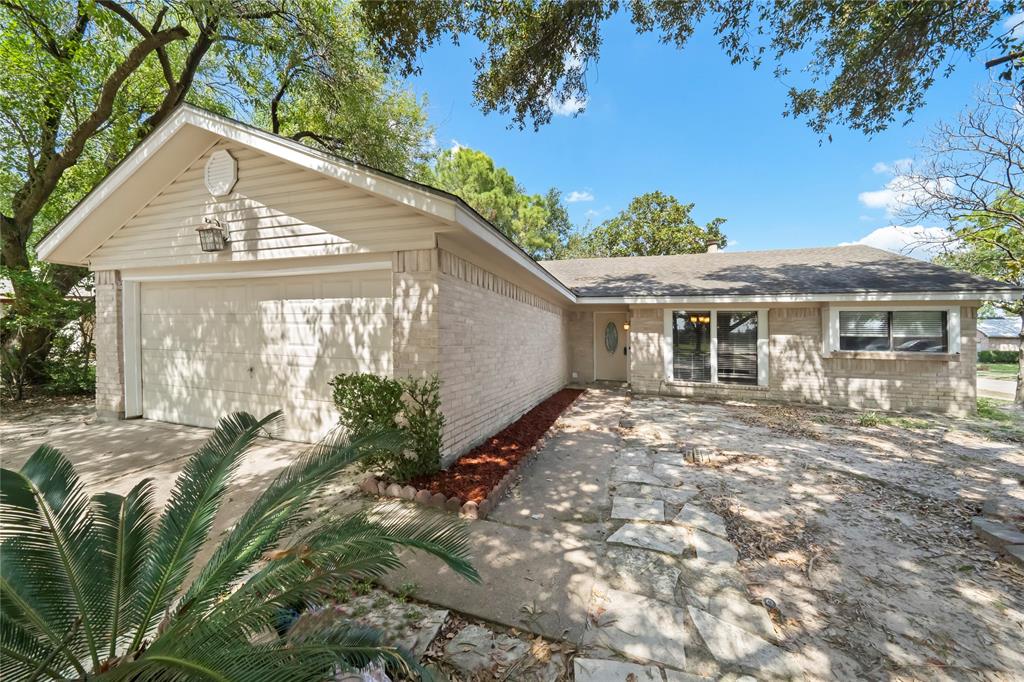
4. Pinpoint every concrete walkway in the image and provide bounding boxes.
[382,390,789,680]
[978,376,1017,401]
